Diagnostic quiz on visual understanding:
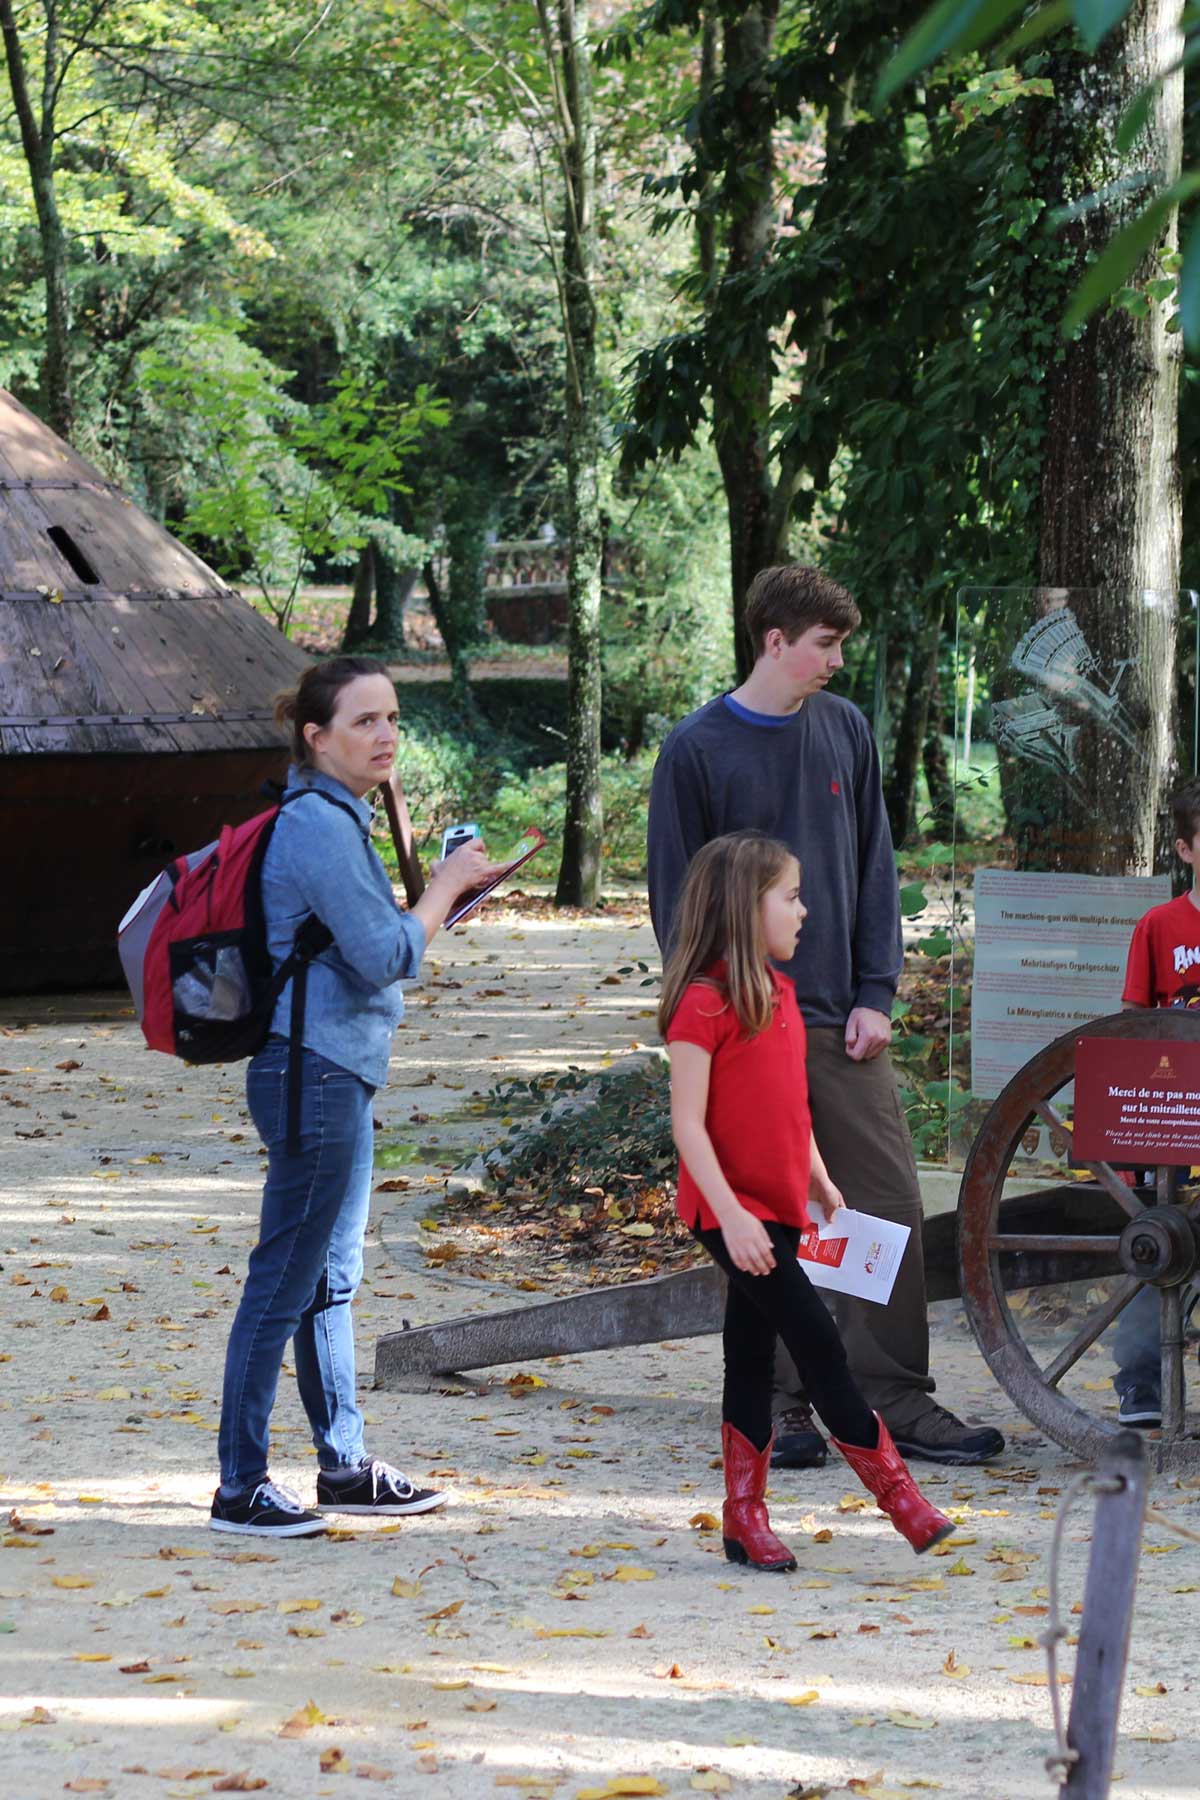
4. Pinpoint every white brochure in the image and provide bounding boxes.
[796,1208,910,1305]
